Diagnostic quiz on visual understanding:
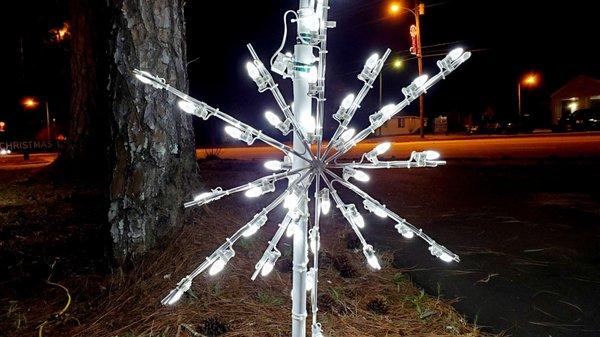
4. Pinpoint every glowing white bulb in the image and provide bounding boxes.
[224,126,243,139]
[374,142,391,155]
[284,193,299,209]
[396,223,414,239]
[439,253,454,263]
[353,170,370,182]
[165,288,184,305]
[246,61,260,80]
[245,186,263,198]
[178,100,197,114]
[243,224,259,237]
[194,192,212,202]
[264,160,283,171]
[380,104,396,118]
[365,53,379,70]
[321,199,331,215]
[413,74,429,87]
[134,71,154,84]
[341,94,355,110]
[363,246,381,270]
[353,213,365,228]
[286,222,297,237]
[303,14,320,32]
[303,66,318,84]
[425,150,440,160]
[310,232,319,254]
[265,110,282,127]
[448,47,464,61]
[301,115,316,134]
[306,269,315,291]
[373,207,388,218]
[261,261,275,276]
[340,128,356,142]
[208,258,226,275]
